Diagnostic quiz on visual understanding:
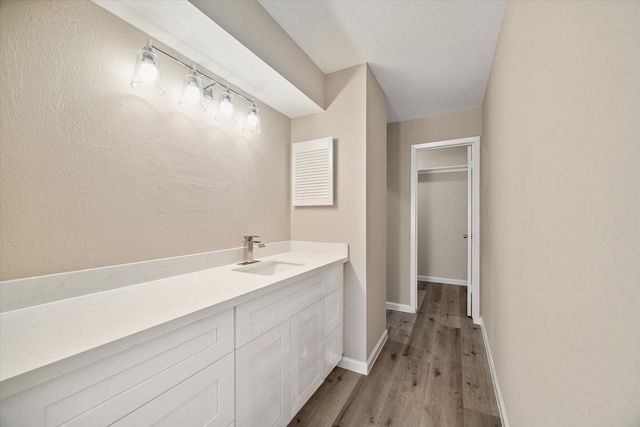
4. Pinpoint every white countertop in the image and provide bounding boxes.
[0,248,347,398]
